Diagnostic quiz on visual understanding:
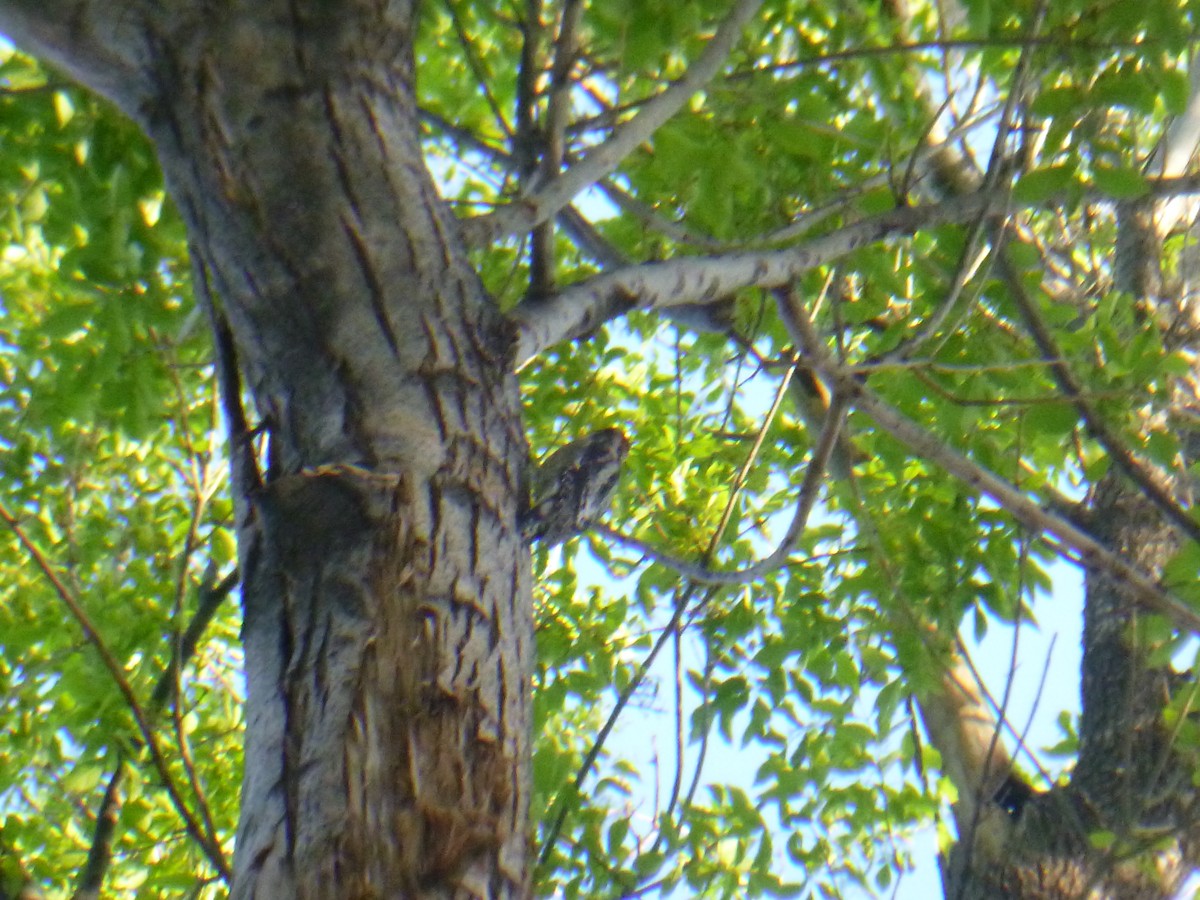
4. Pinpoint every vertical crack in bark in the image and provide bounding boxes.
[341,213,404,358]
